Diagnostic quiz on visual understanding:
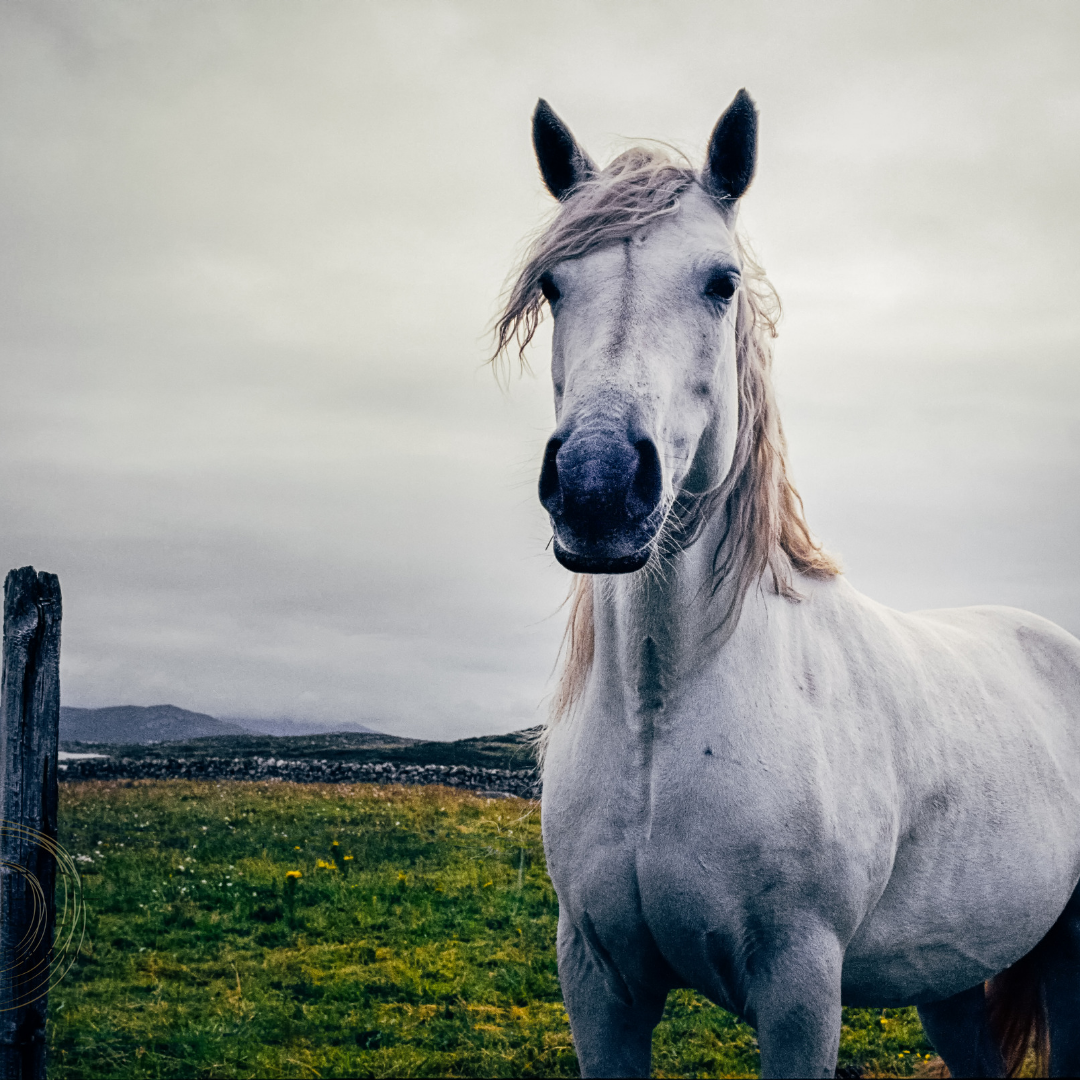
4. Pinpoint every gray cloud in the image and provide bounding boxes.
[1,1,1076,738]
